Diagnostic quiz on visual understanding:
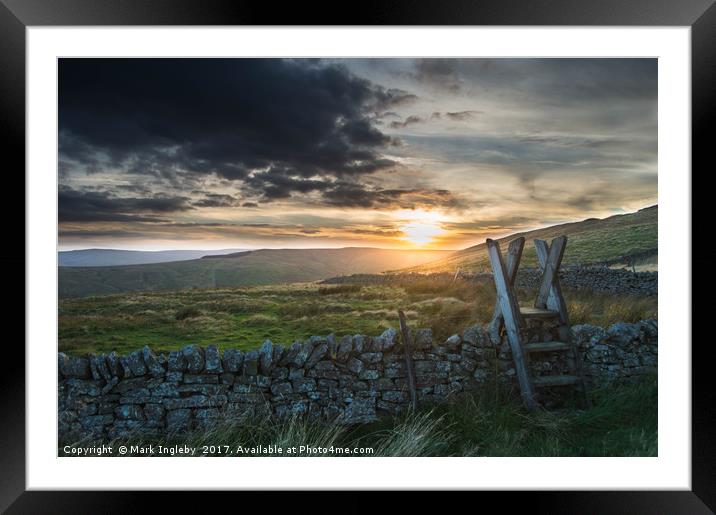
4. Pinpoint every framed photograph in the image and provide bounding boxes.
[3,0,711,510]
